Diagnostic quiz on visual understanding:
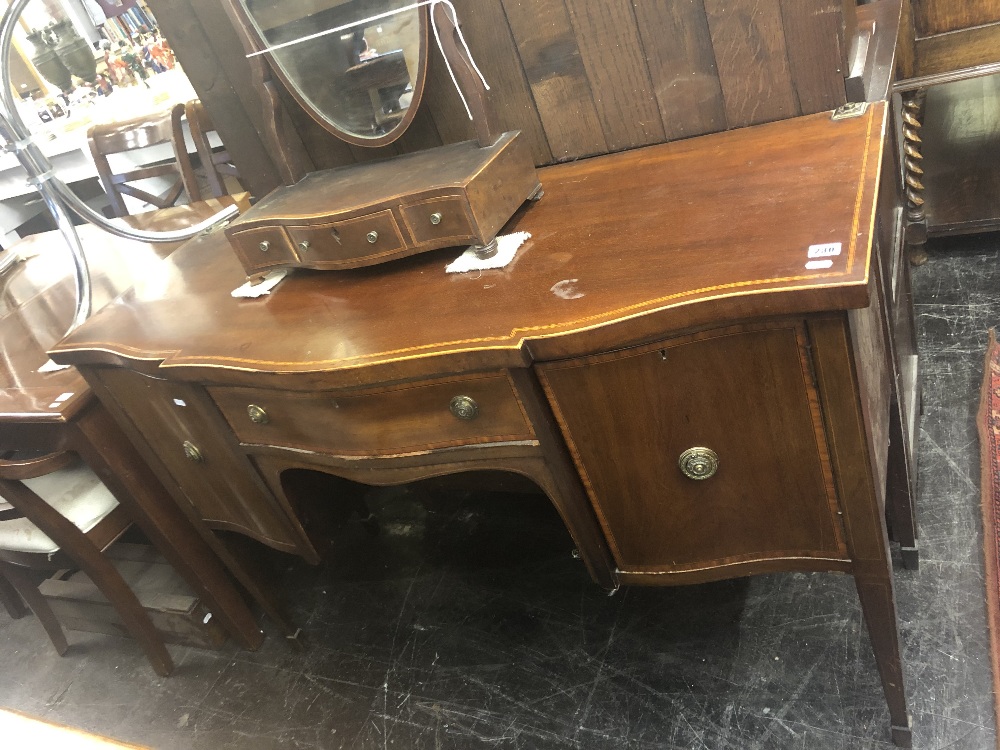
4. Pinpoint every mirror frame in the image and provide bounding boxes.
[229,1,430,148]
